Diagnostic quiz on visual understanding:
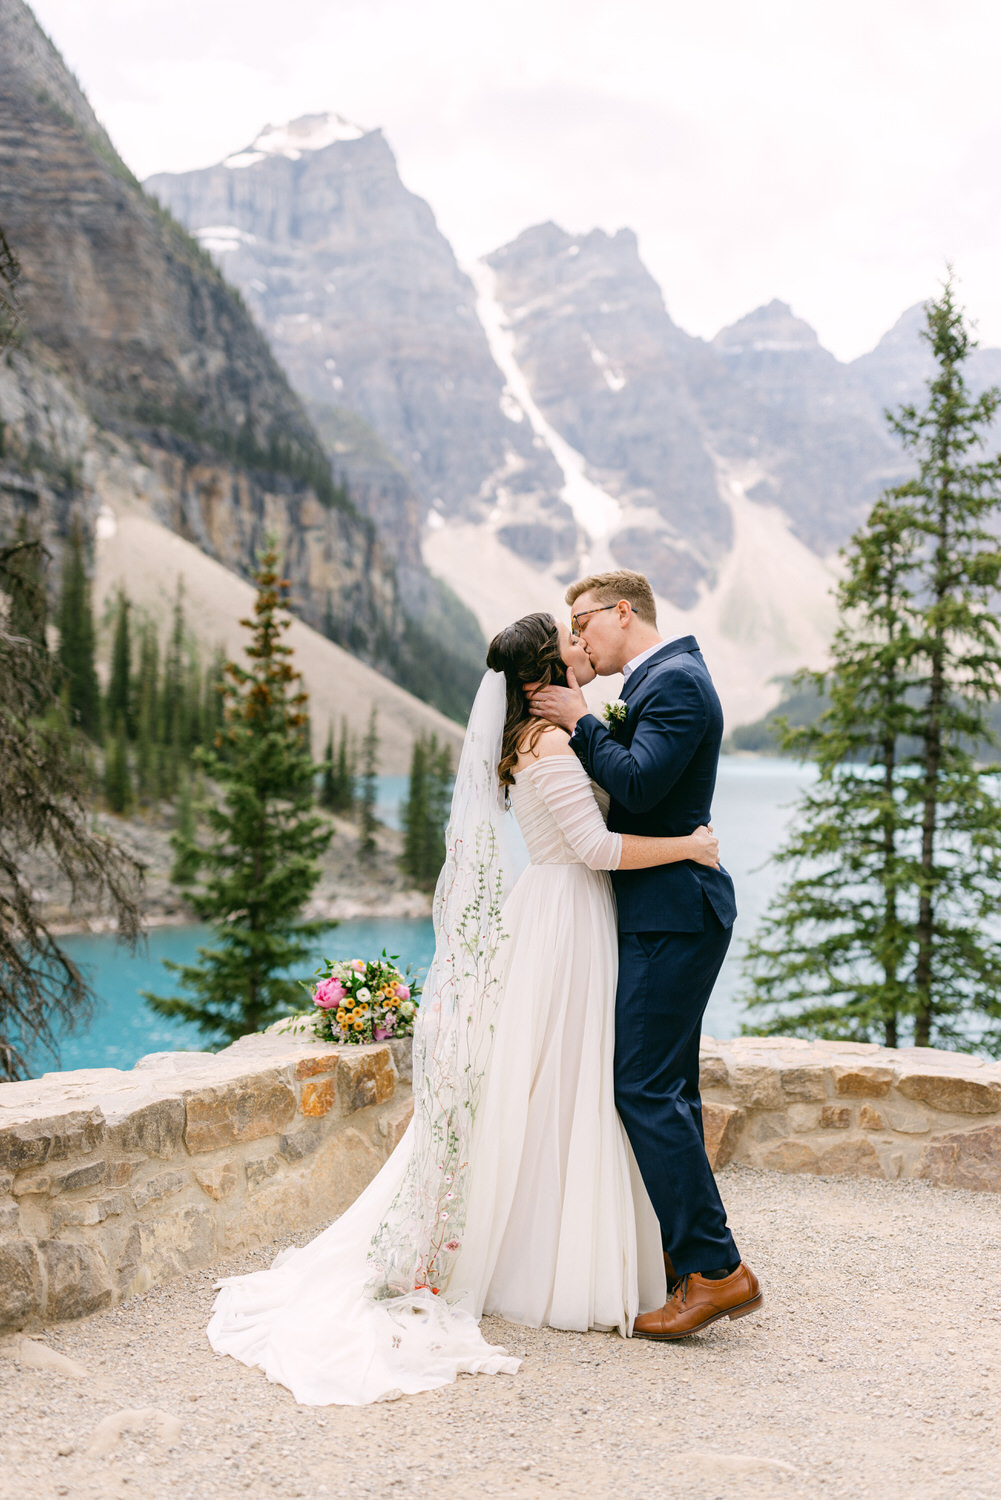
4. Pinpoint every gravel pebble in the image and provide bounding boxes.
[2,1164,999,1500]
